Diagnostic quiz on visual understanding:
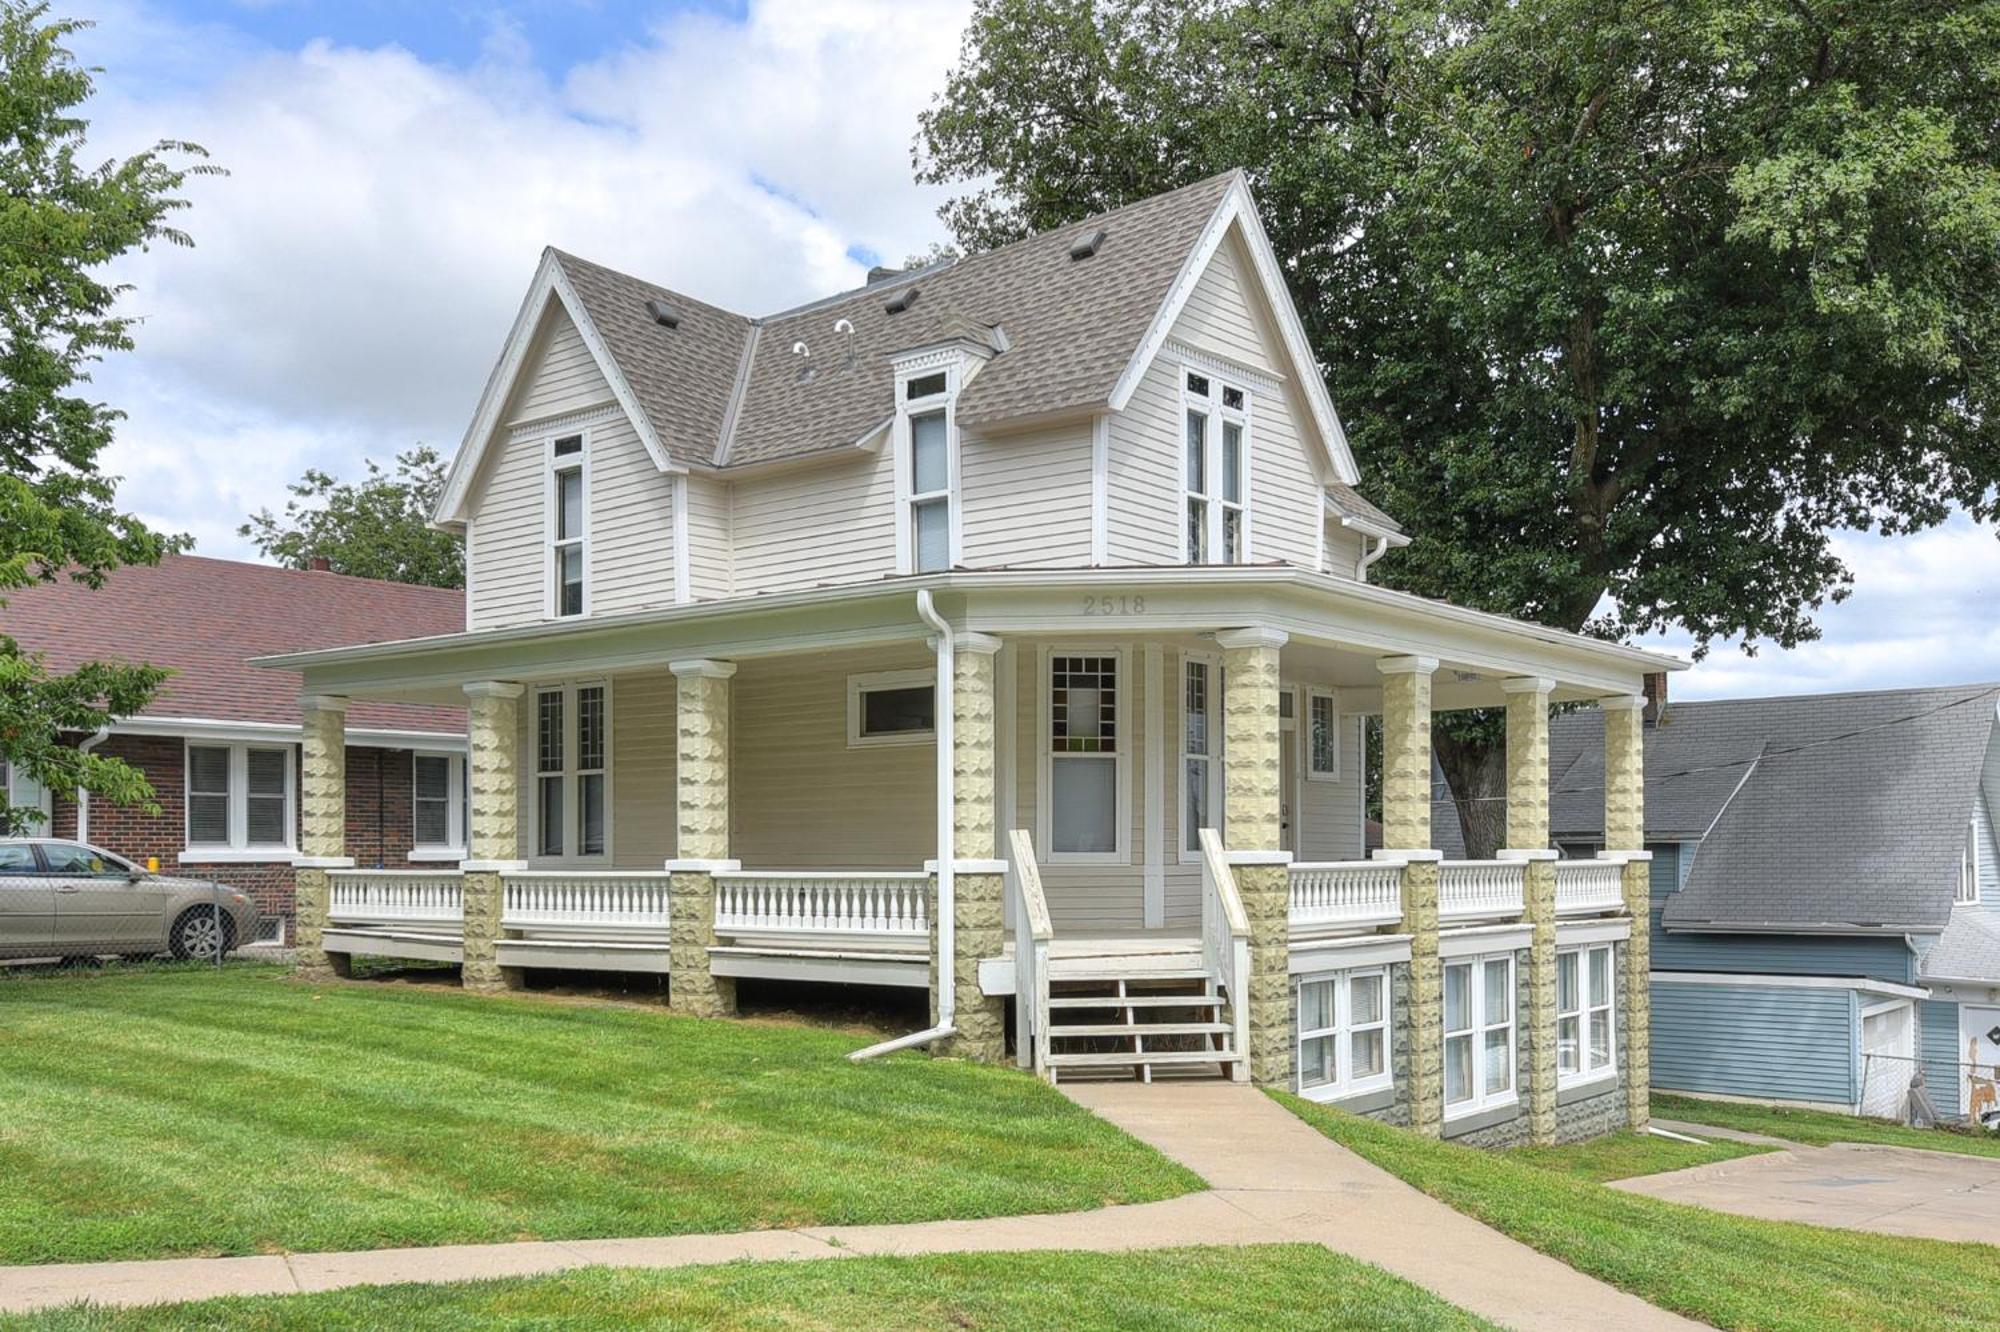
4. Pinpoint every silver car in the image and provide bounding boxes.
[0,838,261,962]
